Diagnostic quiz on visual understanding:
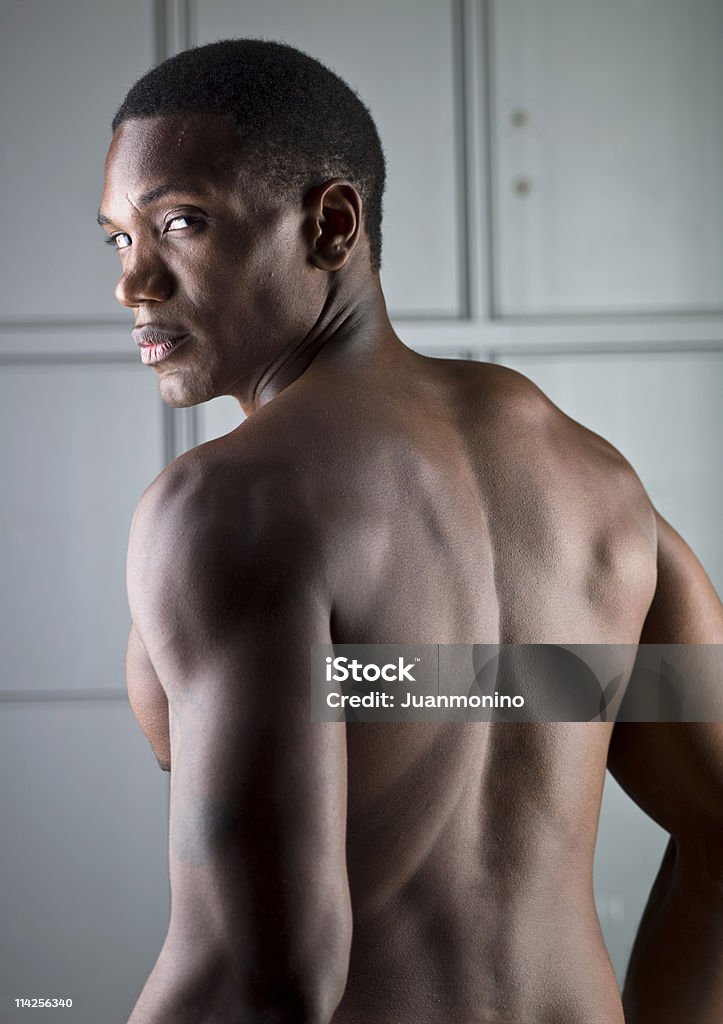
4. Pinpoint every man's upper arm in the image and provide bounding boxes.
[127,469,351,1020]
[607,509,723,846]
